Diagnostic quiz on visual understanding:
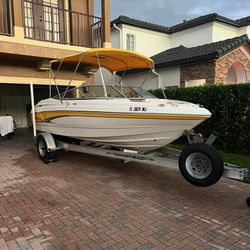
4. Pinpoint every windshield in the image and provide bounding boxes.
[115,86,156,98]
[54,85,157,99]
[130,86,156,98]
